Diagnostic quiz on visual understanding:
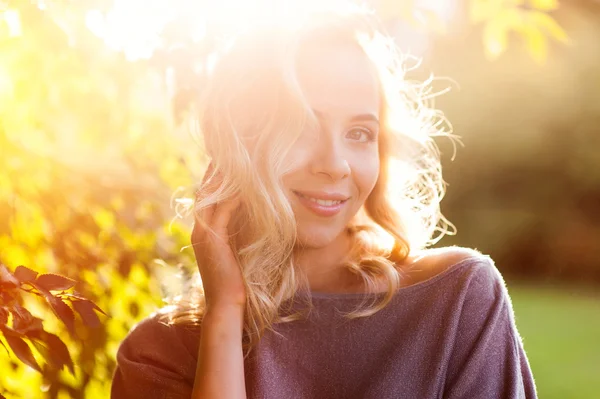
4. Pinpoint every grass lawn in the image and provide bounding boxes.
[507,280,600,399]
